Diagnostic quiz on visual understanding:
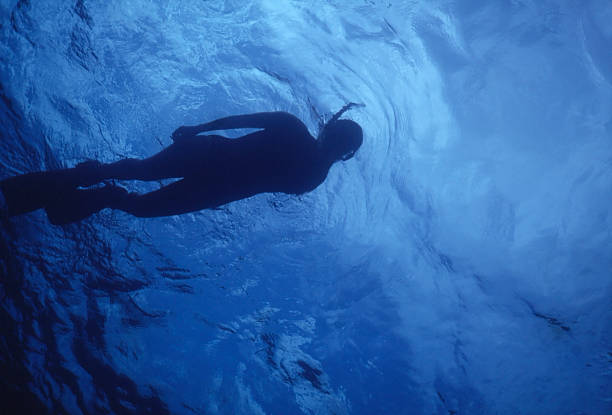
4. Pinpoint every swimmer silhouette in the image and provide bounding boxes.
[0,103,363,225]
